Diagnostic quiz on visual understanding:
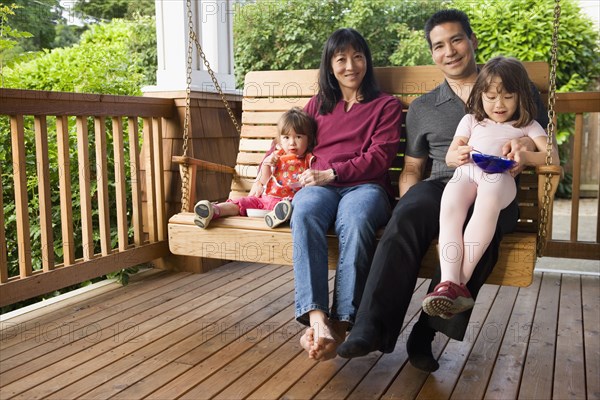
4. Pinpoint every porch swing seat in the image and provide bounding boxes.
[168,64,562,287]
